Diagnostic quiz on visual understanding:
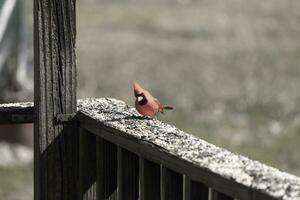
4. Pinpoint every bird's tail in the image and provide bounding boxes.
[160,105,174,114]
[162,105,174,110]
